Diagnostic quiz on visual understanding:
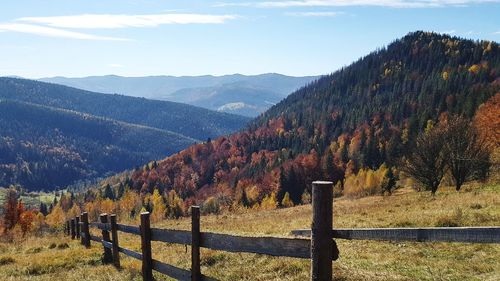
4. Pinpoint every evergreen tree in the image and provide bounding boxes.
[382,168,397,195]
[102,184,115,200]
[39,202,48,216]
